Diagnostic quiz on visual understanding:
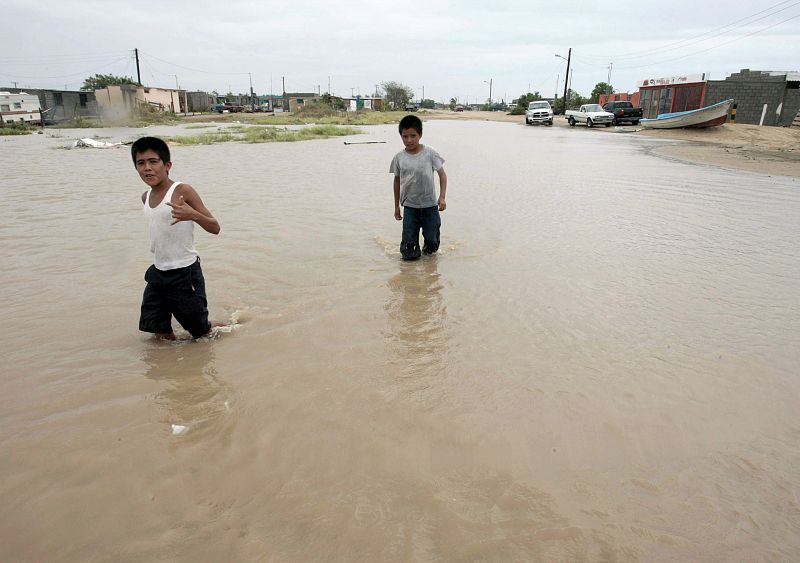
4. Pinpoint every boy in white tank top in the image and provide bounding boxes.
[132,136,223,340]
